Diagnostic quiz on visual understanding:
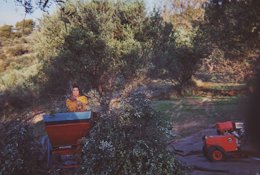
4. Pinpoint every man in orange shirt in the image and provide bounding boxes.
[66,85,88,112]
